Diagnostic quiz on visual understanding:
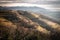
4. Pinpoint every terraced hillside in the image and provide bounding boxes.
[0,10,60,40]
